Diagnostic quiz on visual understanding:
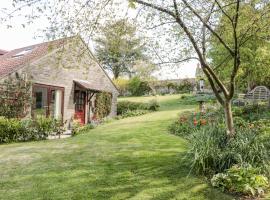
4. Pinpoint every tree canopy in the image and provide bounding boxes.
[209,2,270,92]
[95,19,145,79]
